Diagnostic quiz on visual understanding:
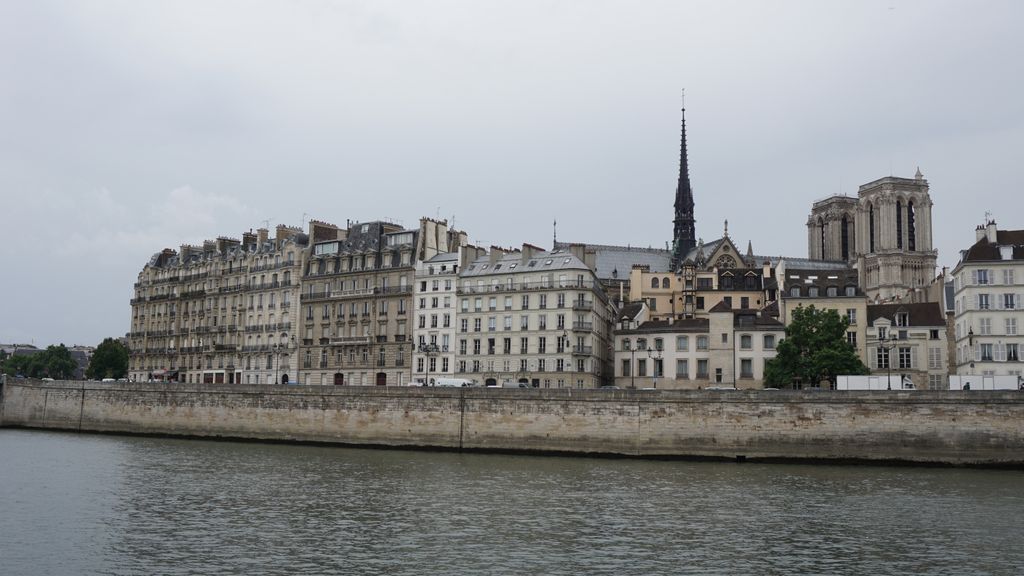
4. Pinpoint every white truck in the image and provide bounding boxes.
[949,375,1023,391]
[835,375,915,390]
